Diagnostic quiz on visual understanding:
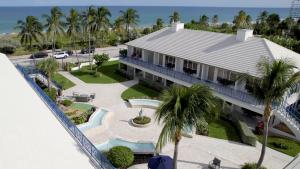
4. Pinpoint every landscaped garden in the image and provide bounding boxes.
[121,84,161,100]
[60,101,96,125]
[257,135,300,157]
[71,61,128,84]
[52,73,75,90]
